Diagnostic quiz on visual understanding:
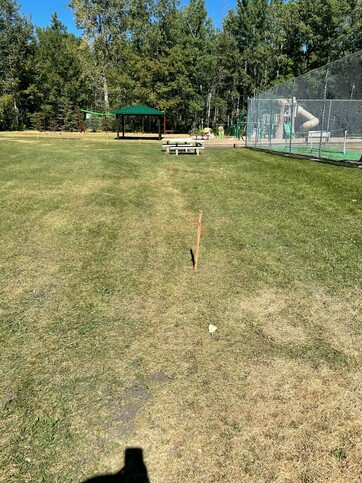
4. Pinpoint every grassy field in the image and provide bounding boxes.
[0,135,361,482]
